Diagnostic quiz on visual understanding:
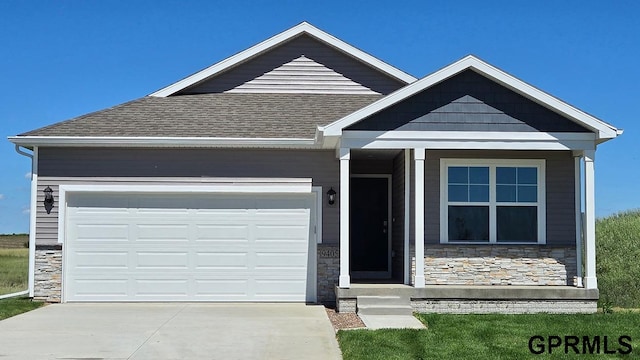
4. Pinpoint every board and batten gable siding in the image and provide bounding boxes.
[36,148,340,246]
[346,70,591,133]
[178,35,405,95]
[424,150,576,246]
